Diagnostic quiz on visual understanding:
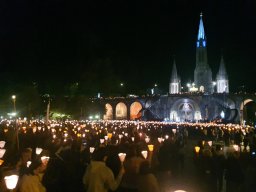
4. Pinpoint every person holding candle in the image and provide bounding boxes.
[19,159,47,192]
[137,160,160,192]
[83,147,125,192]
